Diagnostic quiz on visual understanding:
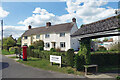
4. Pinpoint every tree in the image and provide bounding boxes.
[103,38,108,42]
[3,35,16,50]
[17,37,21,47]
[66,49,74,67]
